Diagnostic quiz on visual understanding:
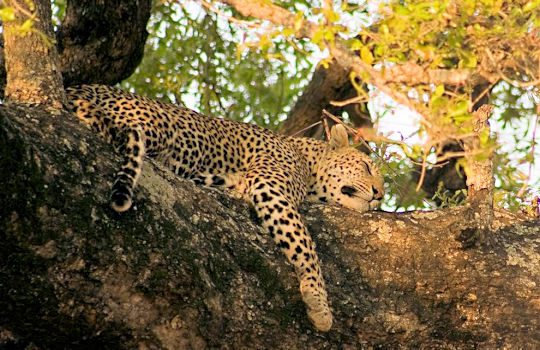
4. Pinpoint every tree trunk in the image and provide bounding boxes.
[57,0,151,87]
[1,105,539,349]
[458,105,495,246]
[3,0,64,108]
[0,0,151,95]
